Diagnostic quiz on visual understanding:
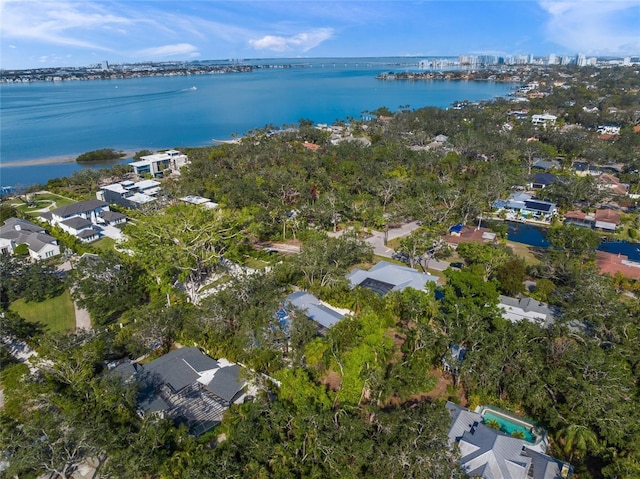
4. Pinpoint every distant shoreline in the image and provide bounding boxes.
[1,149,139,168]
